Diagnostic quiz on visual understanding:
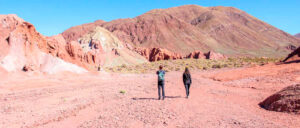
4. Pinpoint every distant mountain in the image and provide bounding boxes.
[295,33,300,38]
[64,5,299,58]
